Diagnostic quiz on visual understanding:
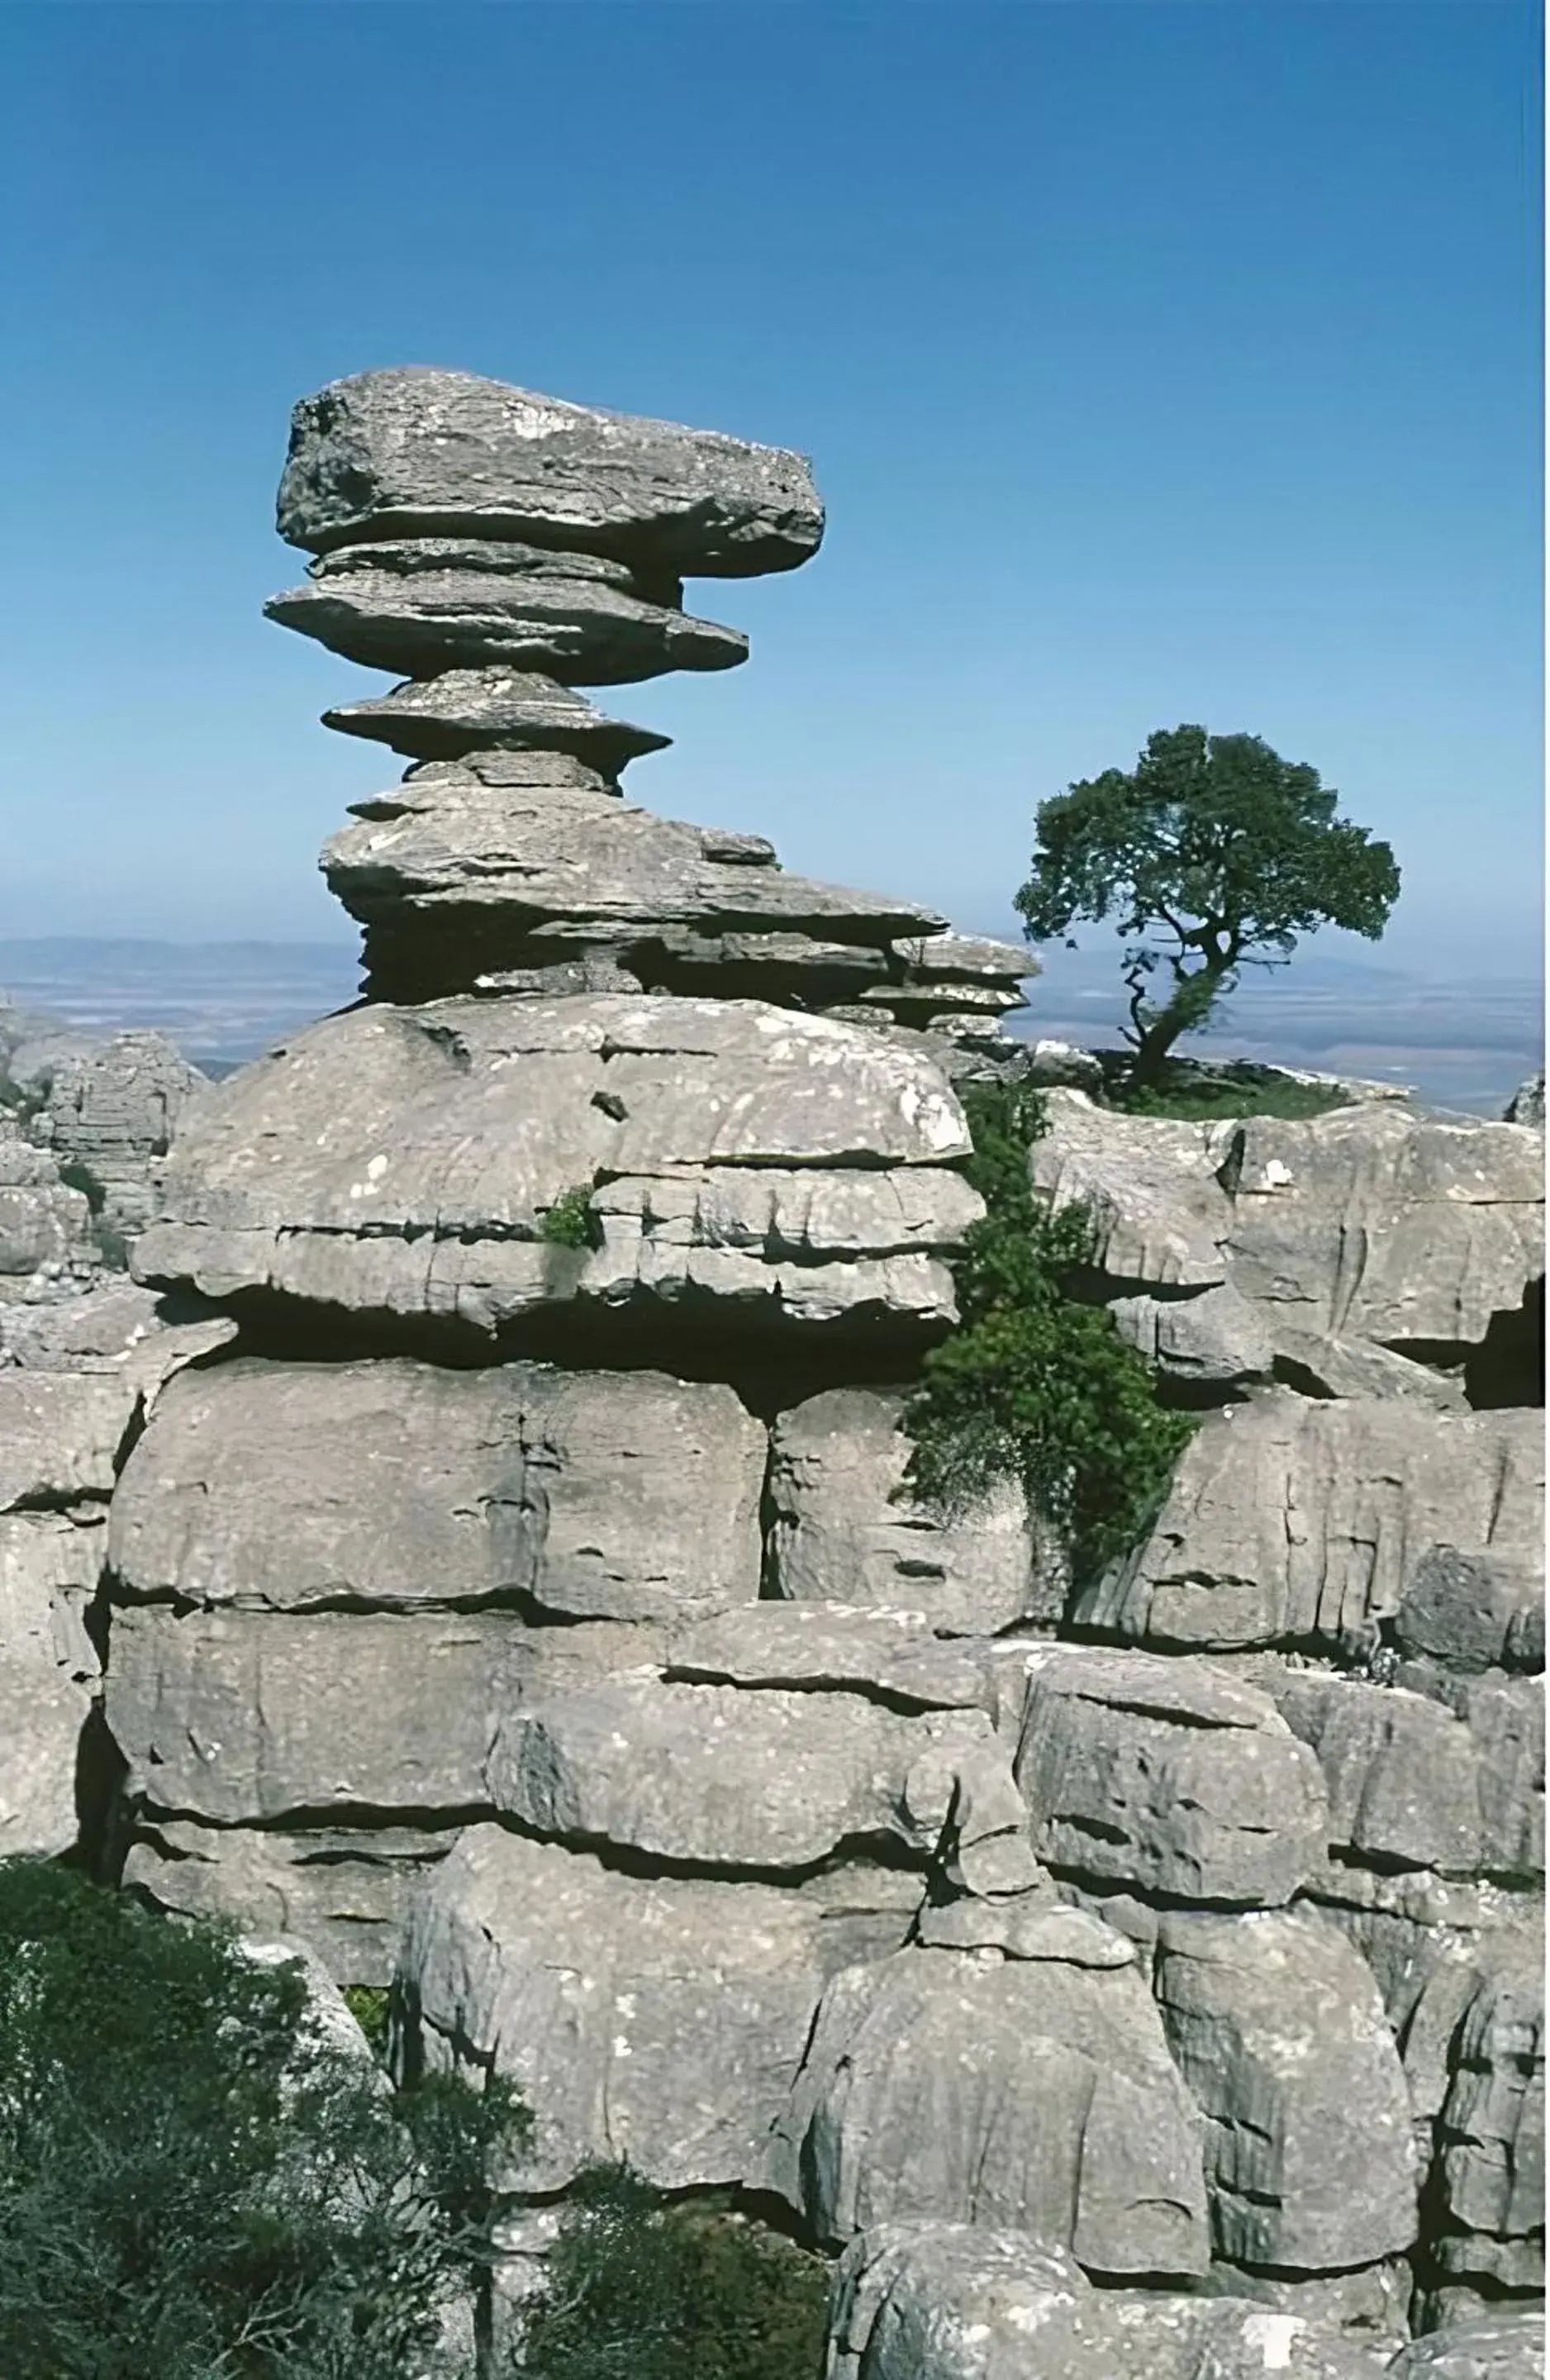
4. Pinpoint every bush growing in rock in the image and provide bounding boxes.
[0,1860,528,2380]
[519,2163,830,2380]
[904,1080,1195,1578]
